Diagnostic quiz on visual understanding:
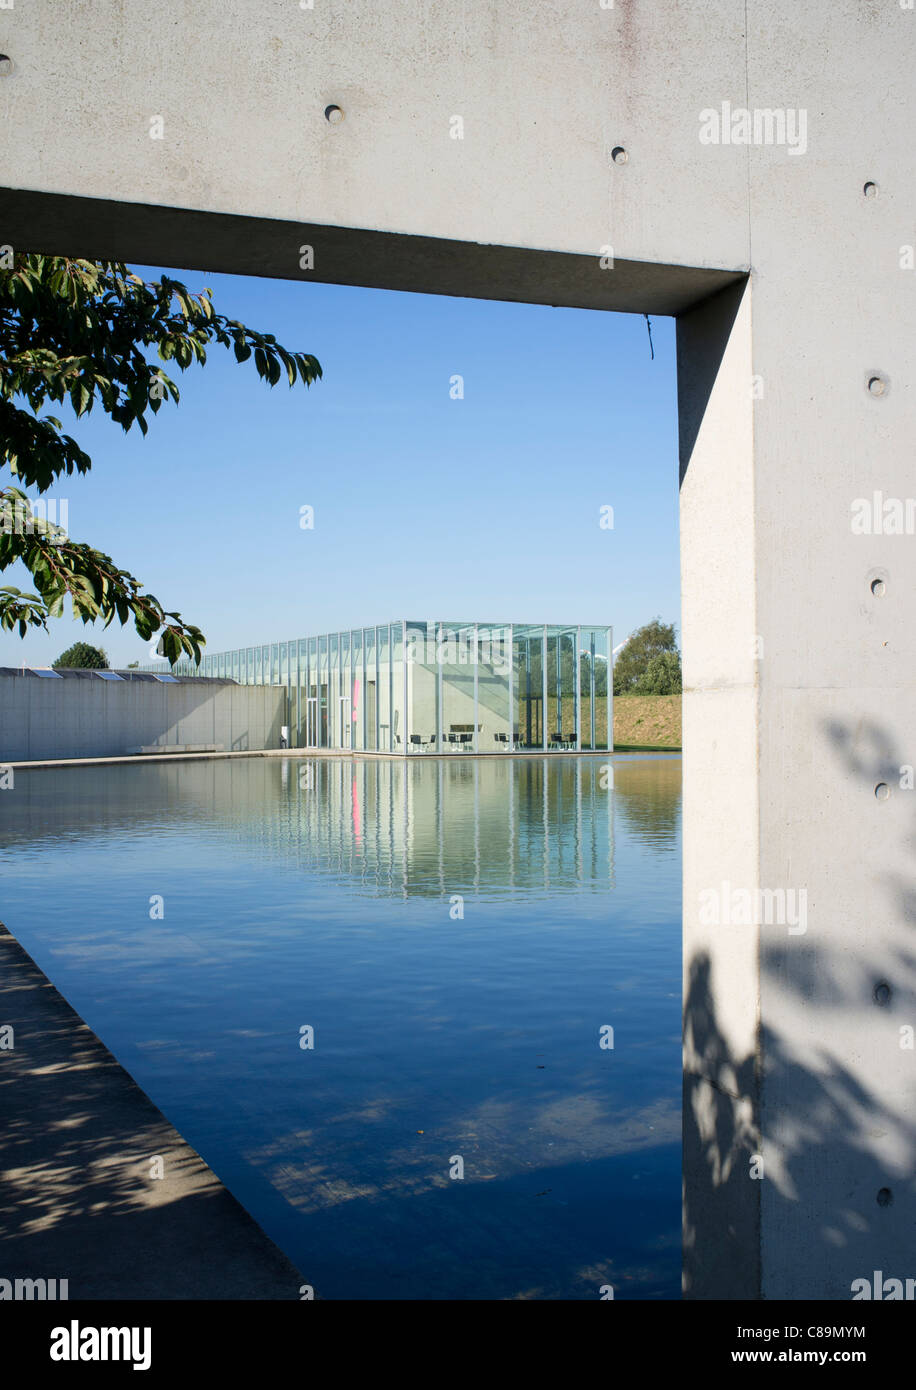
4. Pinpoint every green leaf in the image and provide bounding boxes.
[0,252,323,656]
